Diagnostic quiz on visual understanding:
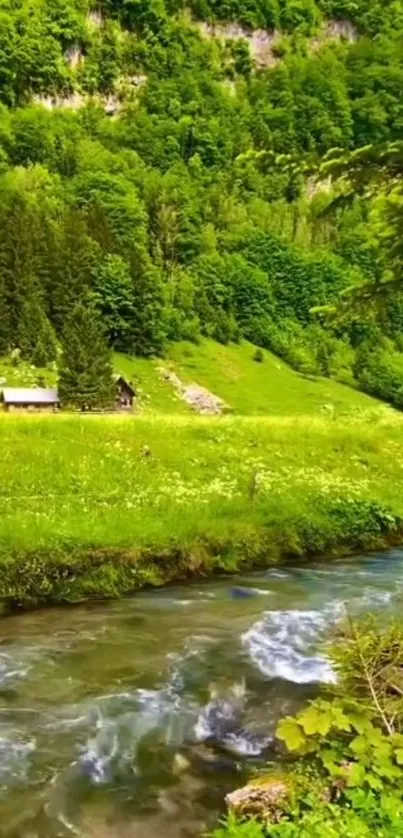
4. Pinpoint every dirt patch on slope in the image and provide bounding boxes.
[160,368,230,415]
